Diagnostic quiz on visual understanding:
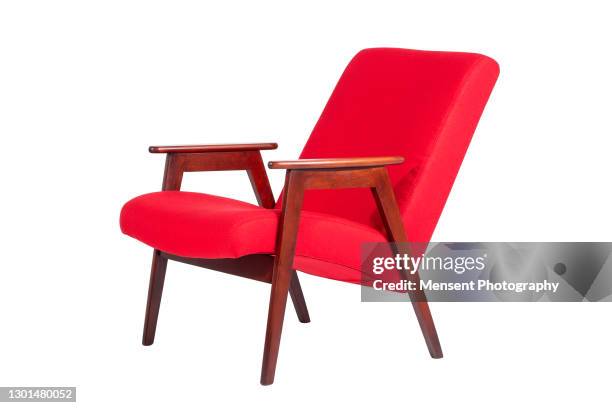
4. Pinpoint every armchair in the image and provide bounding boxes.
[120,48,499,384]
